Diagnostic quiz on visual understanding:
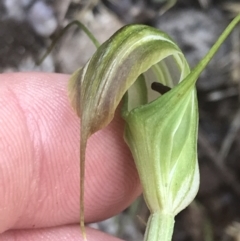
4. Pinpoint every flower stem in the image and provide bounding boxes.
[144,212,175,241]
